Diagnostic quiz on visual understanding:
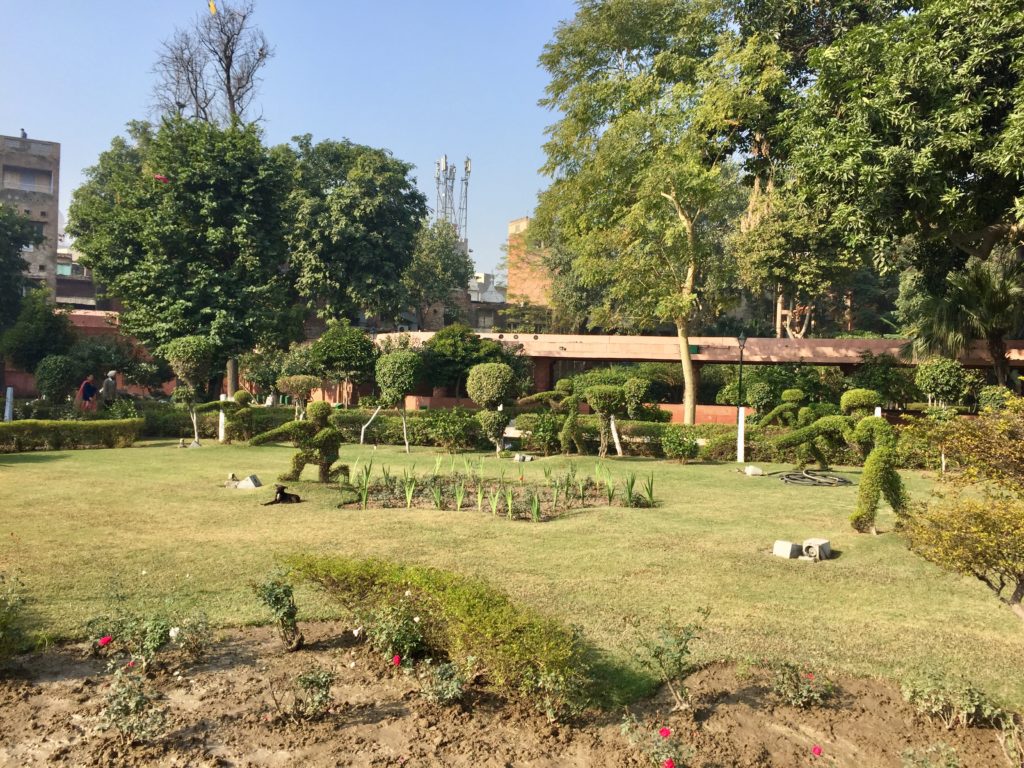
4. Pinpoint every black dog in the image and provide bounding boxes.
[263,484,302,505]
